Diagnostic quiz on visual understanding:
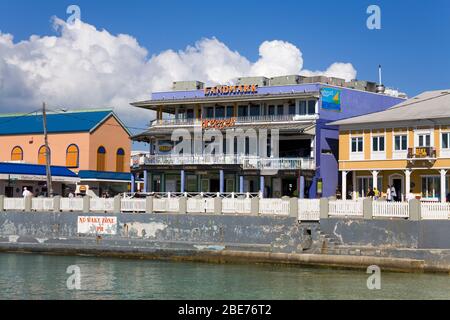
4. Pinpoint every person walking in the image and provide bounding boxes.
[386,185,392,202]
[367,187,375,198]
[22,187,32,198]
[391,185,397,202]
[373,187,380,200]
